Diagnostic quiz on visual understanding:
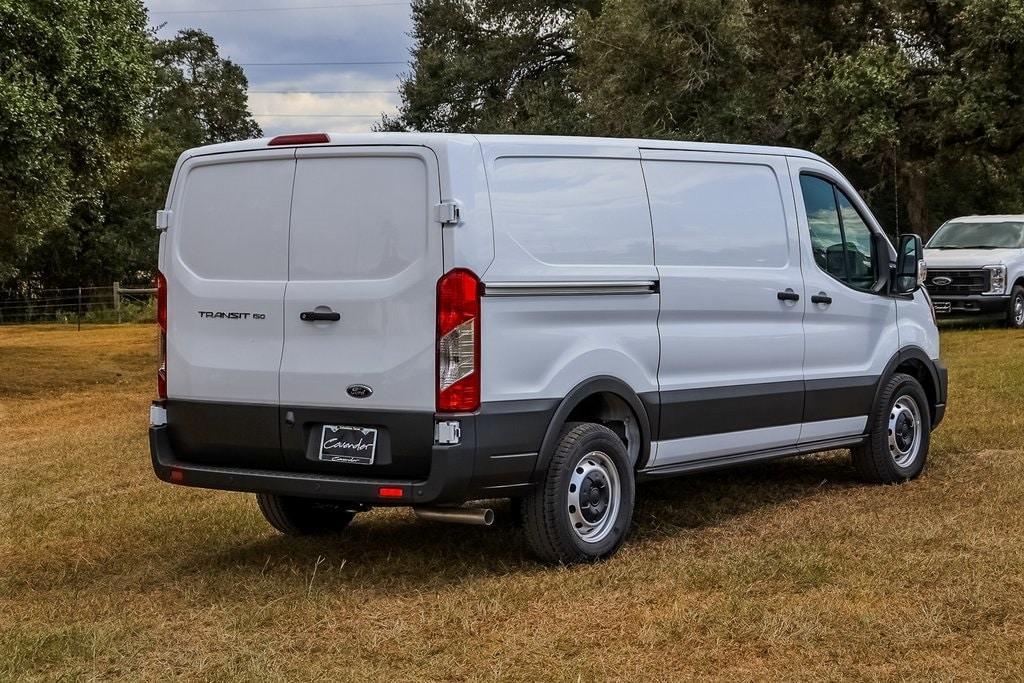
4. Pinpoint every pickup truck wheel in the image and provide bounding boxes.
[256,493,356,536]
[1008,285,1024,329]
[851,373,931,484]
[521,422,635,564]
